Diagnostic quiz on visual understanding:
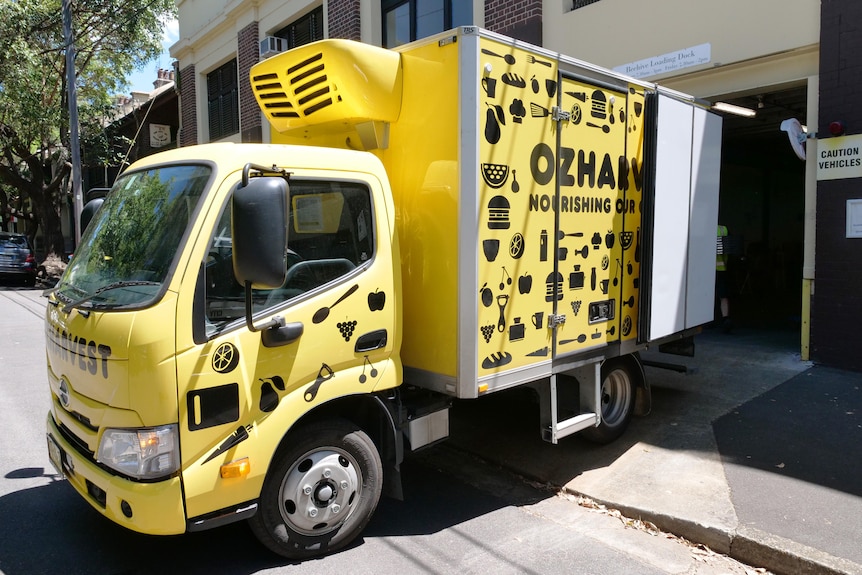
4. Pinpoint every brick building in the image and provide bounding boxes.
[811,0,862,369]
[86,69,179,192]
